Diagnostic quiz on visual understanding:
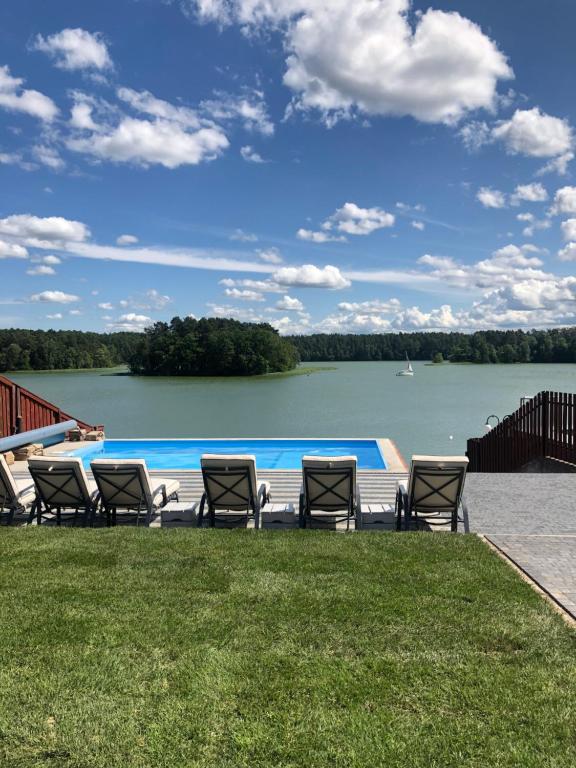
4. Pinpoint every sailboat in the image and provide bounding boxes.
[396,353,414,377]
